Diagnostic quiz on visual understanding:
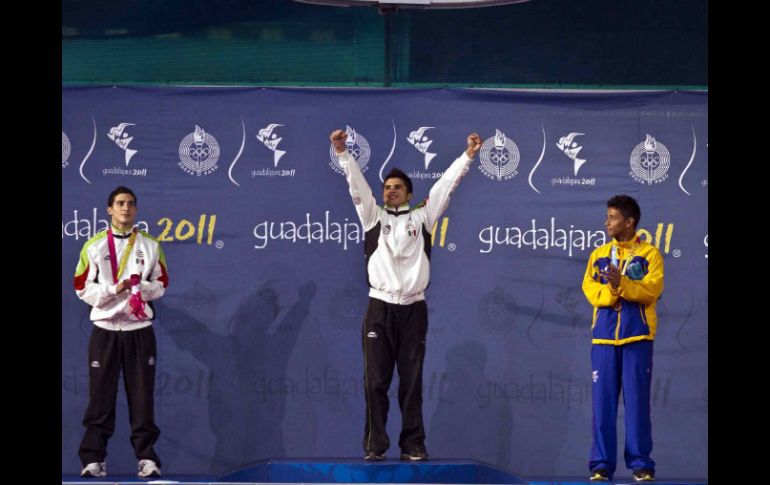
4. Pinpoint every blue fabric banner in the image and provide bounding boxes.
[62,87,708,477]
